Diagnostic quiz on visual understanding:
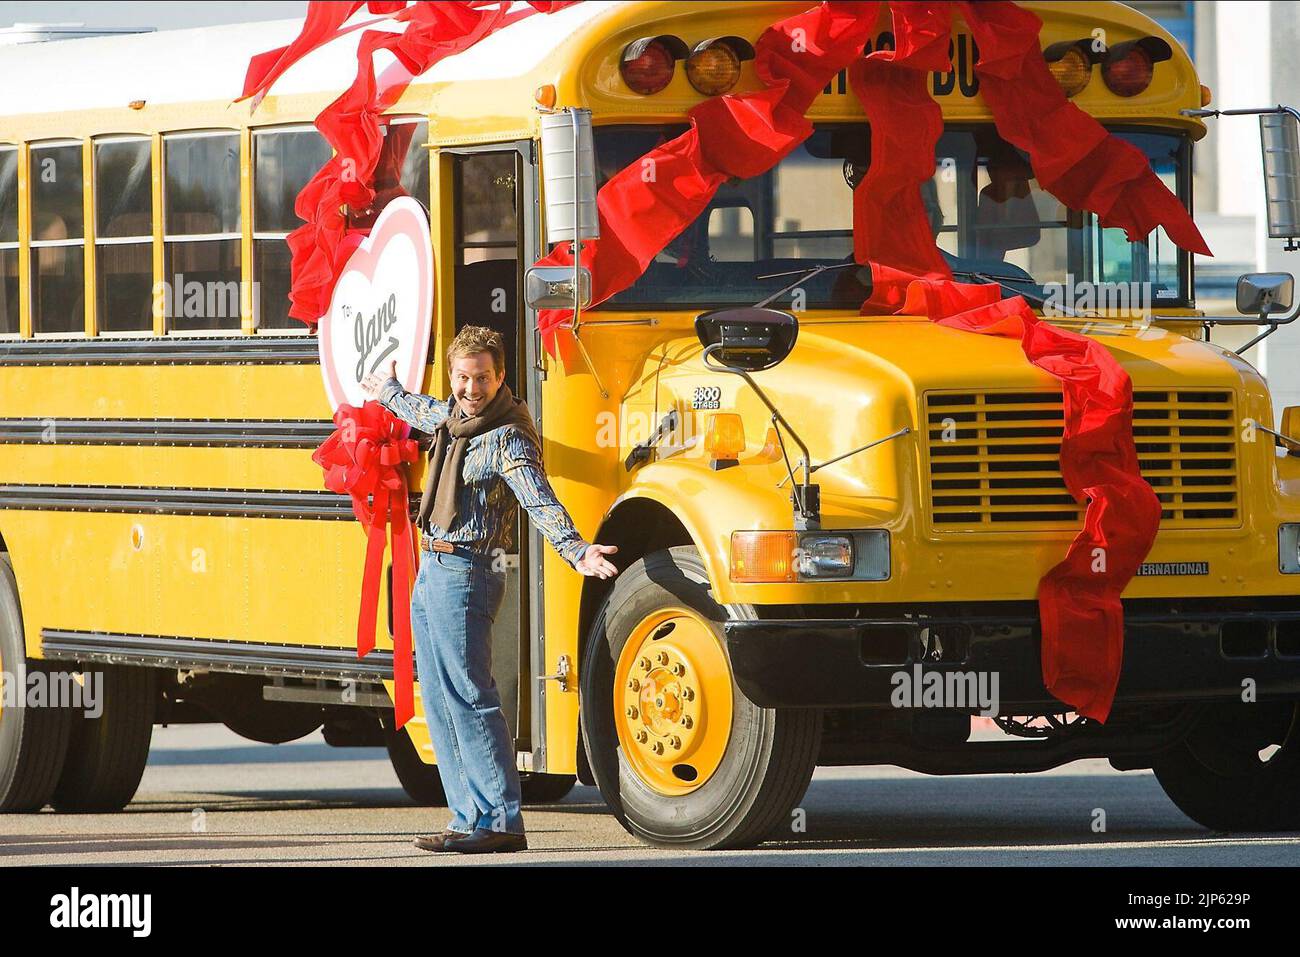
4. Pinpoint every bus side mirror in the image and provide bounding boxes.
[1236,272,1294,320]
[524,265,592,309]
[696,307,799,372]
[1260,112,1300,249]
